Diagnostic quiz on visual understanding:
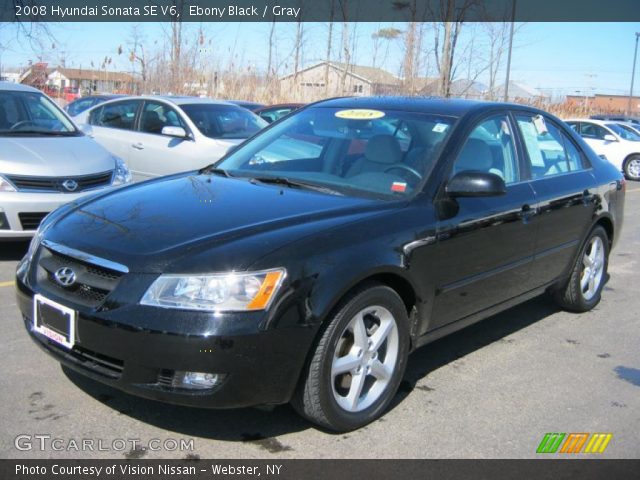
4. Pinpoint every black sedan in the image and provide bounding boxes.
[16,97,625,431]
